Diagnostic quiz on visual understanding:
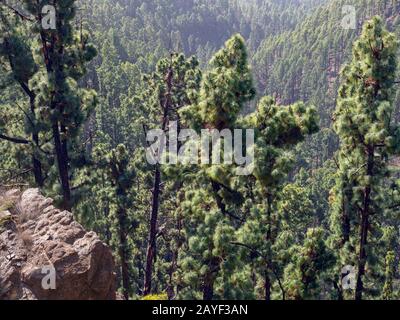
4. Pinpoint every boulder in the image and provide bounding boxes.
[0,189,117,300]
